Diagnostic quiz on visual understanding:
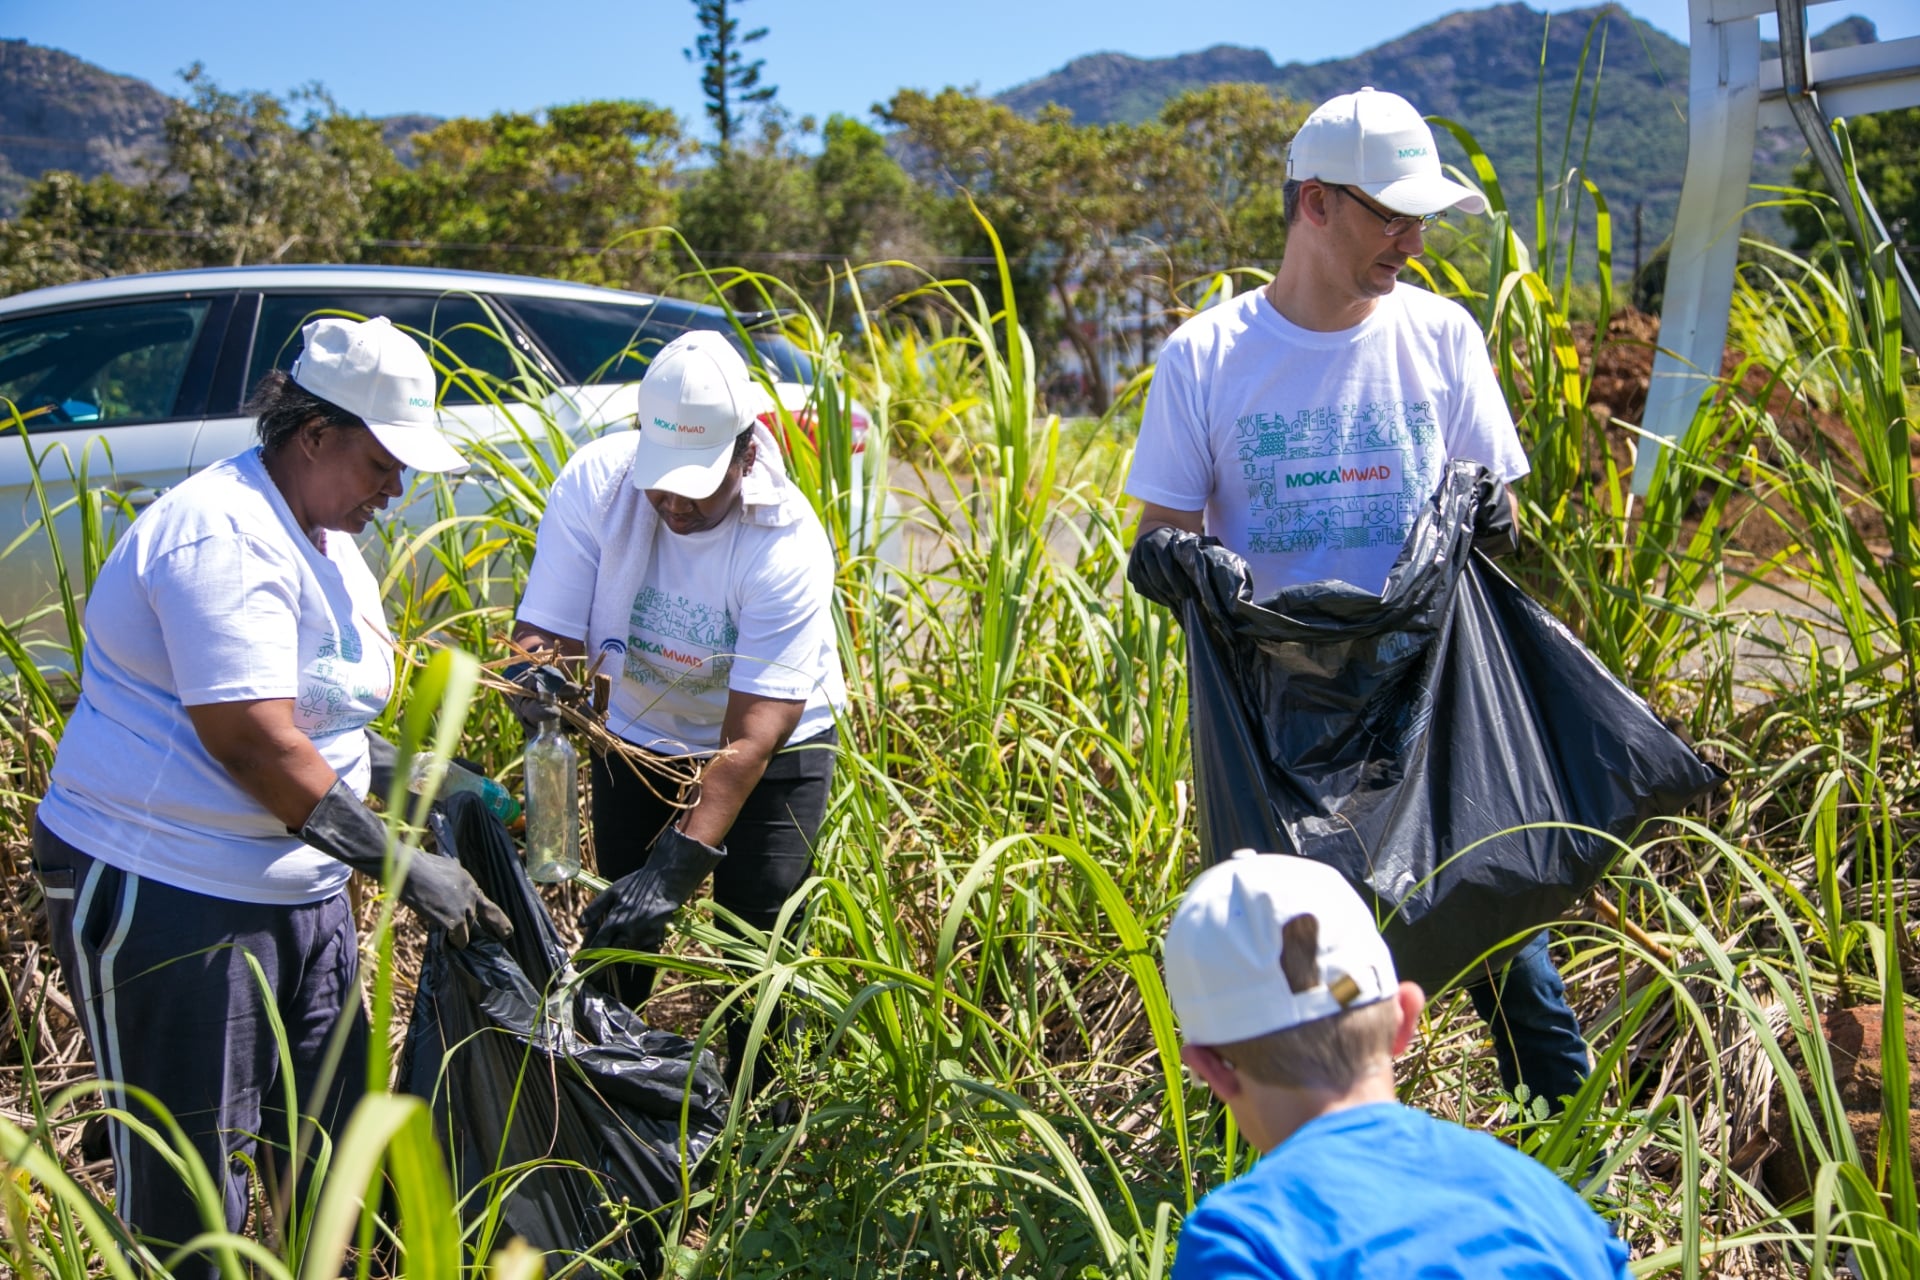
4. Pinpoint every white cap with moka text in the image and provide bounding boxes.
[289,316,467,474]
[629,330,777,499]
[1286,87,1488,217]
